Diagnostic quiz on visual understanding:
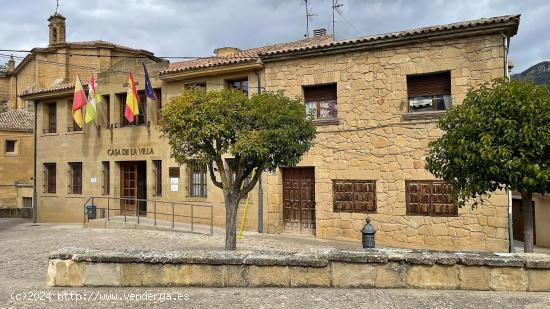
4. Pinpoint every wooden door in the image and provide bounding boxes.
[512,198,536,245]
[120,162,138,215]
[282,168,315,235]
